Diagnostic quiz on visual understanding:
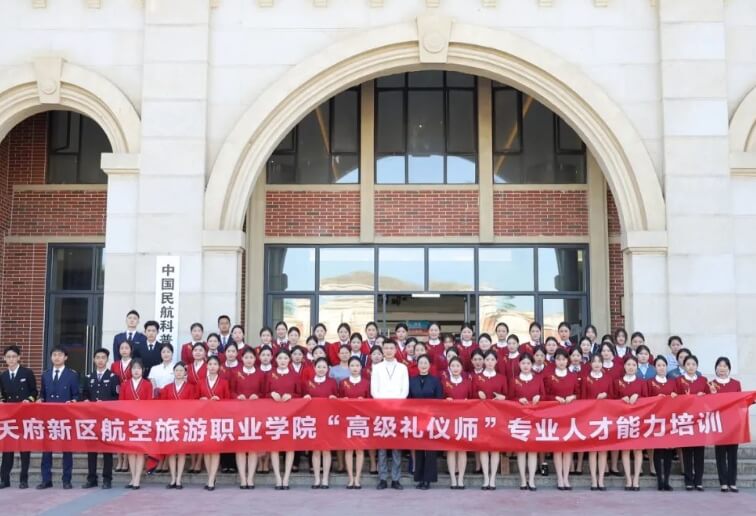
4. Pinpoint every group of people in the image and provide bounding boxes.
[0,309,743,494]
